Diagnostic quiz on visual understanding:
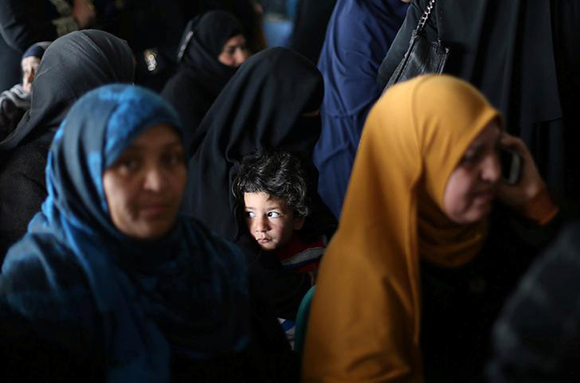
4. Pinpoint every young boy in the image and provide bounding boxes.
[233,150,328,346]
